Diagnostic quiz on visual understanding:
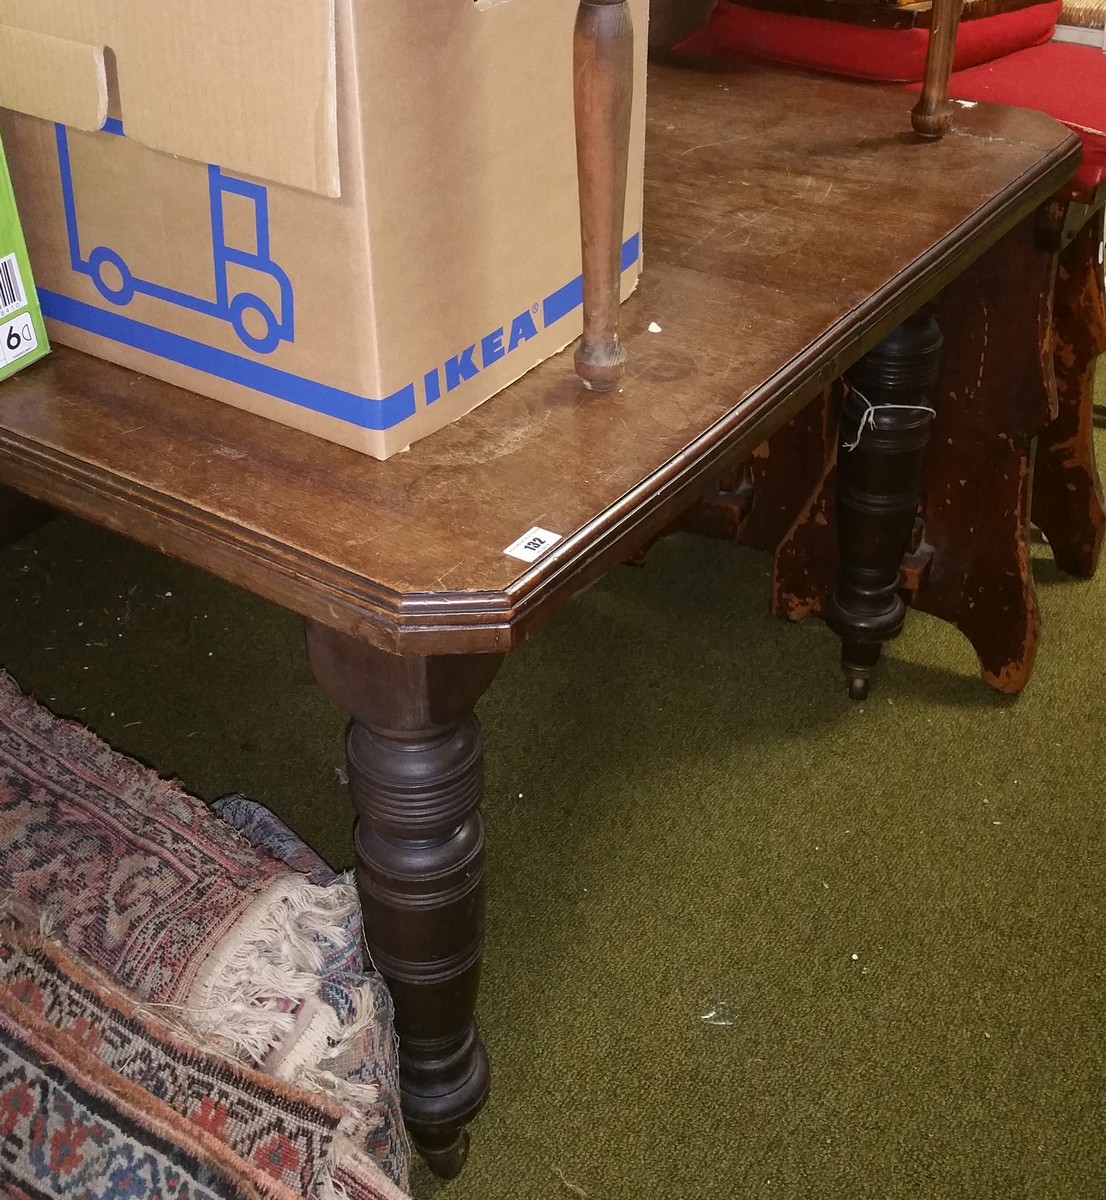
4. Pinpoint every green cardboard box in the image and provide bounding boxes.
[0,133,48,383]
